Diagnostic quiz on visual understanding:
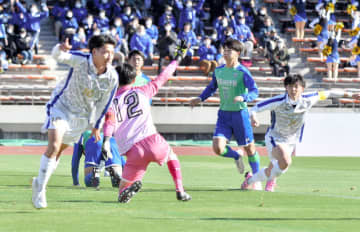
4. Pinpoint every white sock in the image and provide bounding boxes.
[249,168,267,184]
[37,154,56,192]
[53,158,60,172]
[268,160,286,180]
